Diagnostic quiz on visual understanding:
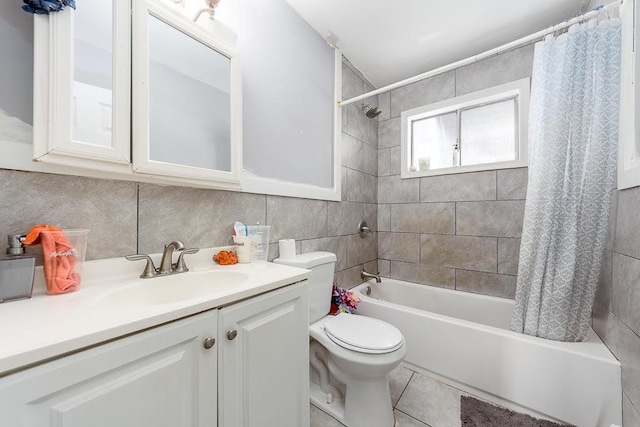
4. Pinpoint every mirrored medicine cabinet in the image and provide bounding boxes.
[20,0,242,190]
[0,0,342,200]
[132,0,241,184]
